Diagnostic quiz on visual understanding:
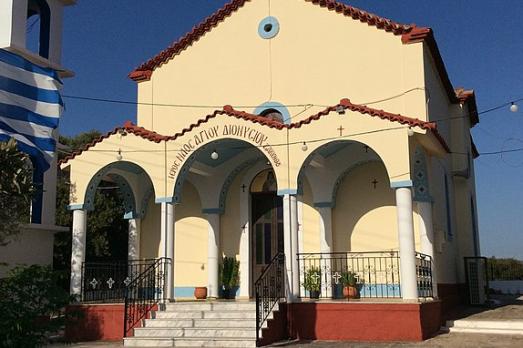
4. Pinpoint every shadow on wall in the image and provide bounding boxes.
[333,162,396,251]
[140,199,161,259]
